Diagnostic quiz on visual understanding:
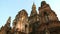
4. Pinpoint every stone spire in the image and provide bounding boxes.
[6,16,11,24]
[5,16,11,27]
[32,2,36,10]
[30,3,37,16]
